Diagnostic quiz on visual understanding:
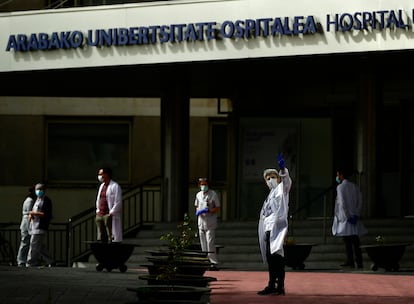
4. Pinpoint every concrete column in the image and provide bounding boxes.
[358,73,381,218]
[161,82,190,222]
